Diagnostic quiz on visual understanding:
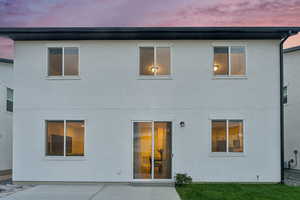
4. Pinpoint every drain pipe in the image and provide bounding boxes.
[280,30,297,184]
